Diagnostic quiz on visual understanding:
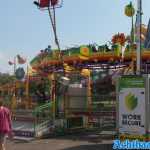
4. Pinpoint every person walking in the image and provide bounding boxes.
[0,99,12,150]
